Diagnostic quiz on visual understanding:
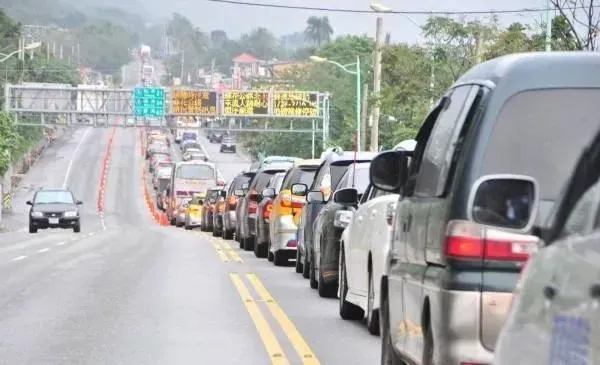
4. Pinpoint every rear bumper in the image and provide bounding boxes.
[214,213,224,230]
[223,211,236,231]
[271,215,298,252]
